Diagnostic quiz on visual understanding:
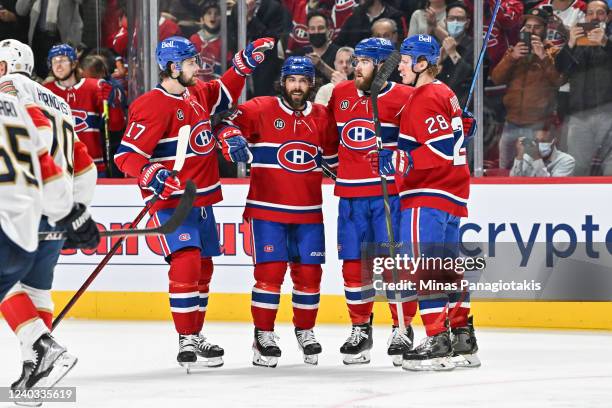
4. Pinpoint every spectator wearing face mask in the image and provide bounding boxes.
[438,1,477,105]
[511,128,575,176]
[190,1,223,81]
[314,46,354,105]
[492,7,564,170]
[293,11,340,84]
[555,0,612,176]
